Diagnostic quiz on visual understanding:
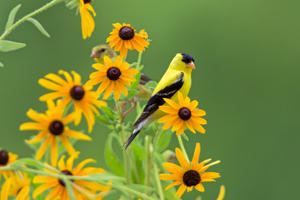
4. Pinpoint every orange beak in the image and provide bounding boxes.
[90,51,99,58]
[187,61,195,69]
